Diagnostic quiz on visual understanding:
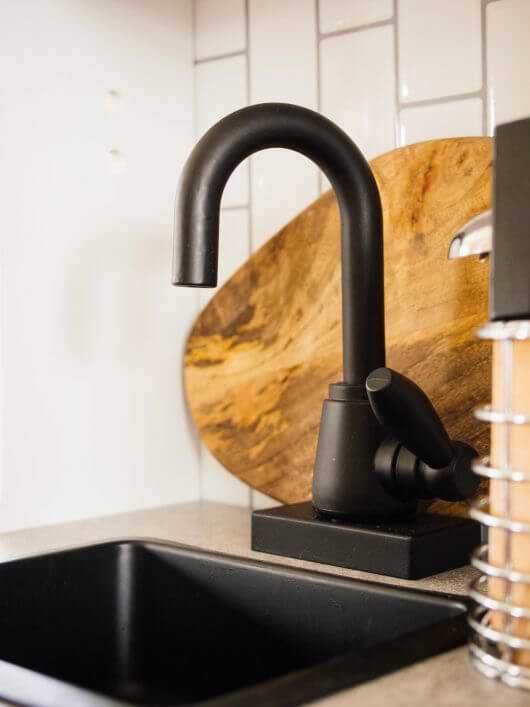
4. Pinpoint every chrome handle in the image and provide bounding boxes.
[448,209,492,260]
